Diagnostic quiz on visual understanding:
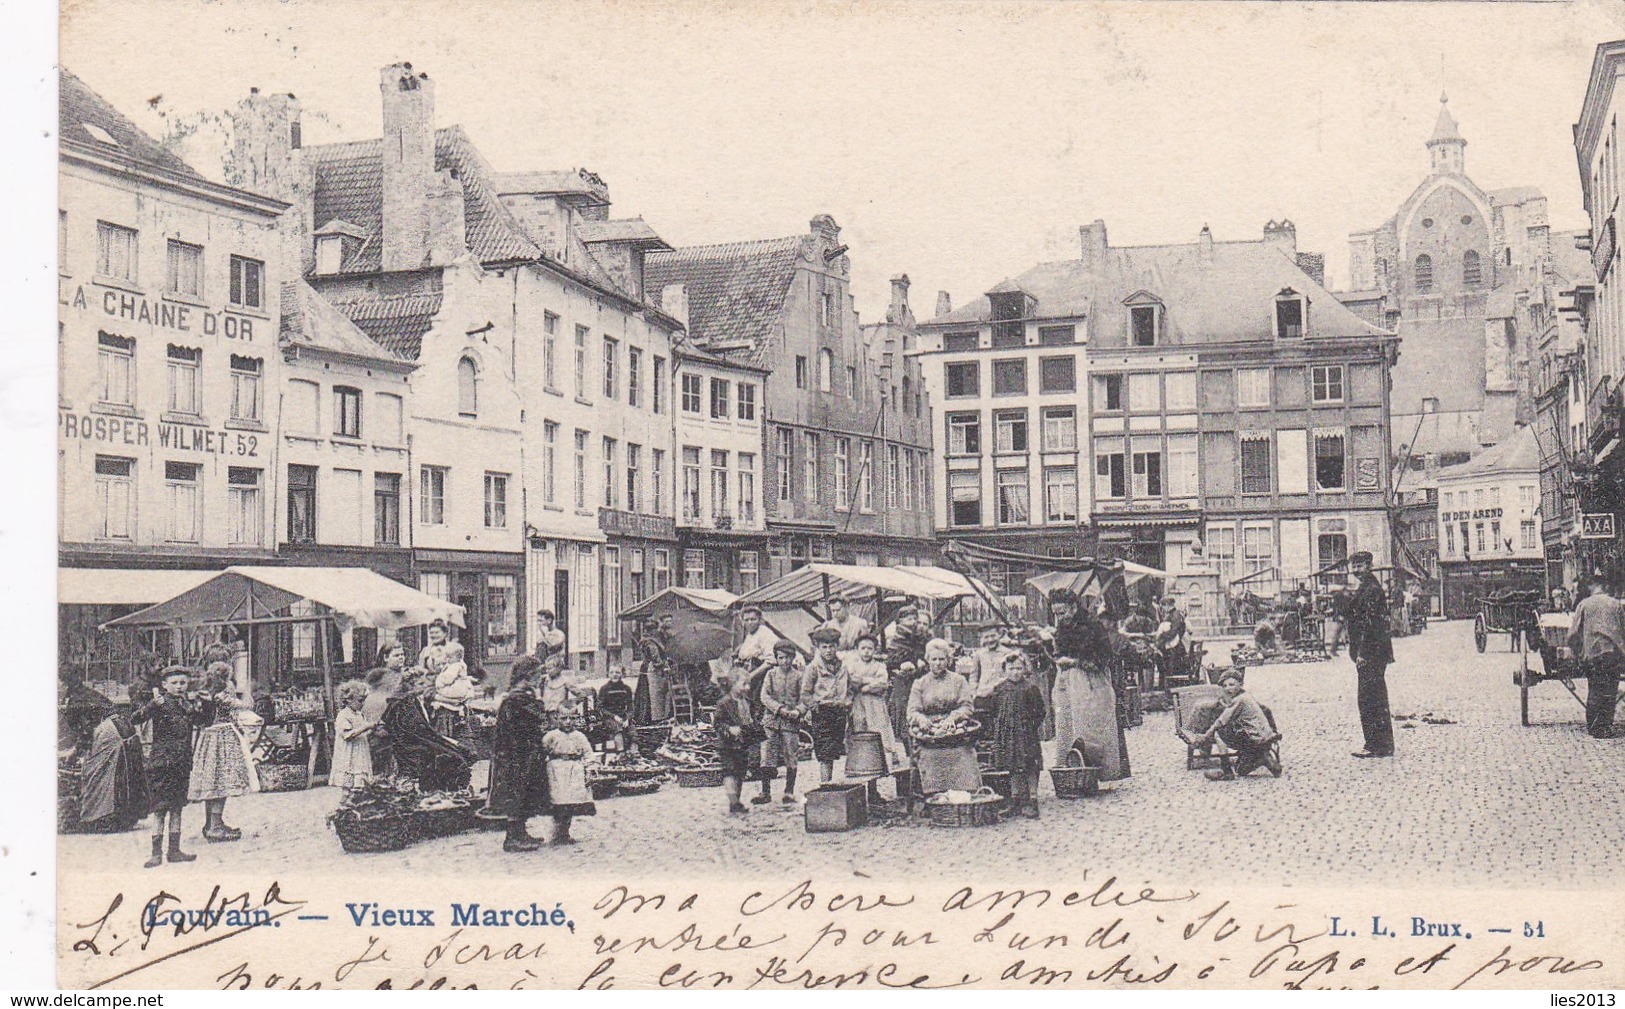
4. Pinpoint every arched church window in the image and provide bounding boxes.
[1414,254,1433,294]
[1462,250,1482,288]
